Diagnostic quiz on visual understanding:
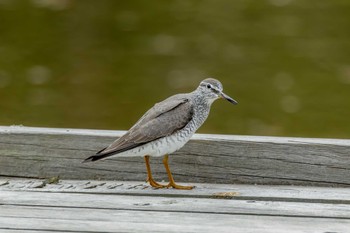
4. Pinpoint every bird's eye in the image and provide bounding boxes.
[206,84,211,89]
